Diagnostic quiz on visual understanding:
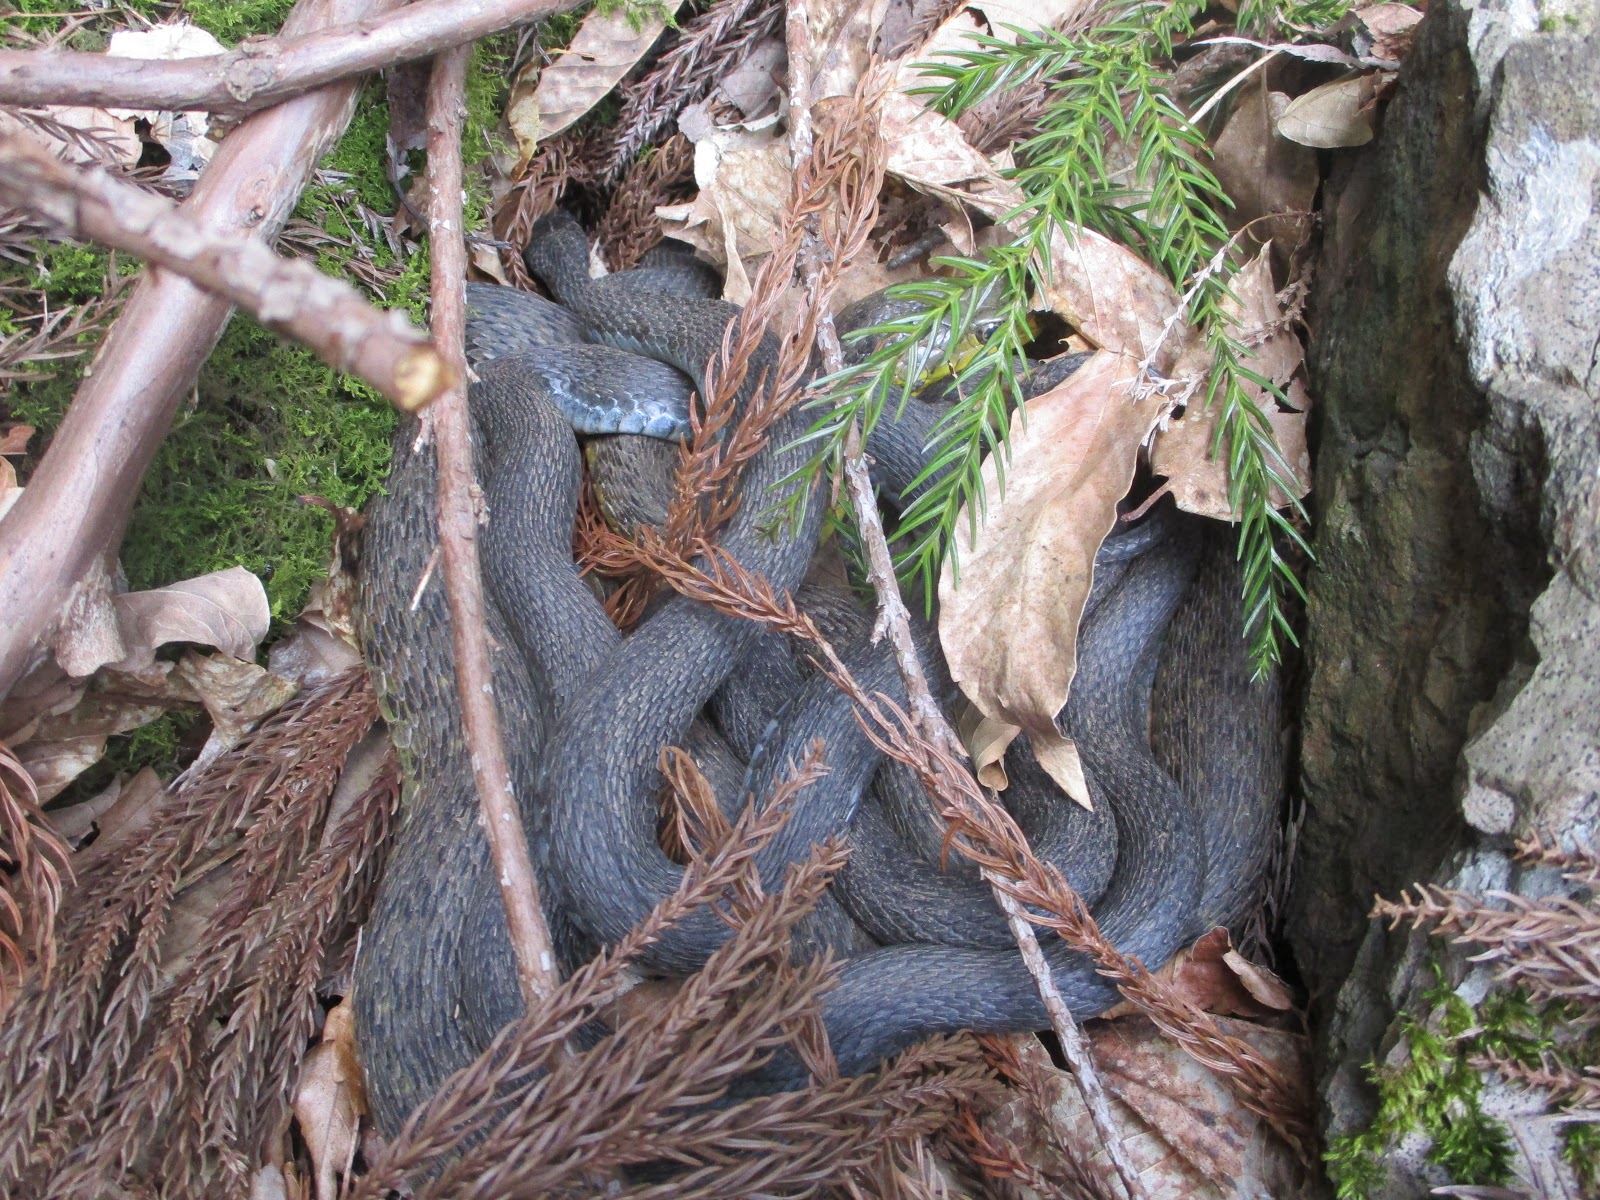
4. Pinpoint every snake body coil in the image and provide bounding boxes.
[354,213,1282,1131]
